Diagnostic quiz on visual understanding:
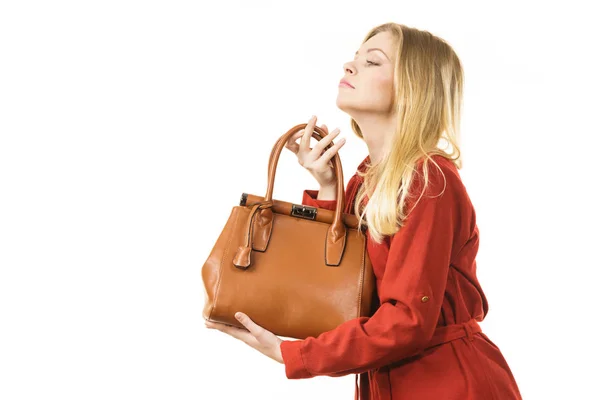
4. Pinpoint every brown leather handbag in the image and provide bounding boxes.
[201,123,376,340]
